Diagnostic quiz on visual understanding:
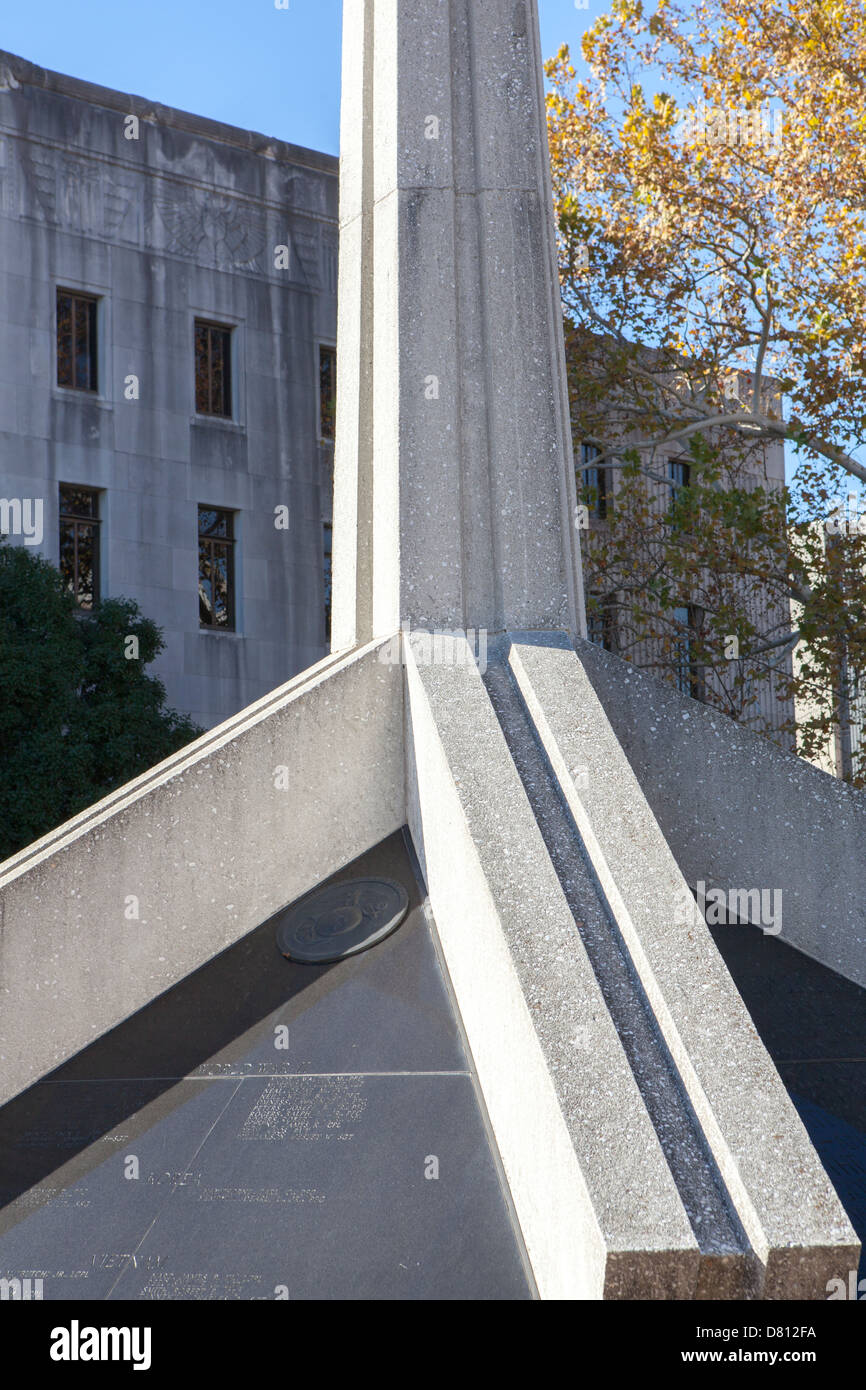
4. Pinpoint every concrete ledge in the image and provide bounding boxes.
[0,640,404,1106]
[506,631,859,1297]
[403,633,700,1300]
[578,638,866,990]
